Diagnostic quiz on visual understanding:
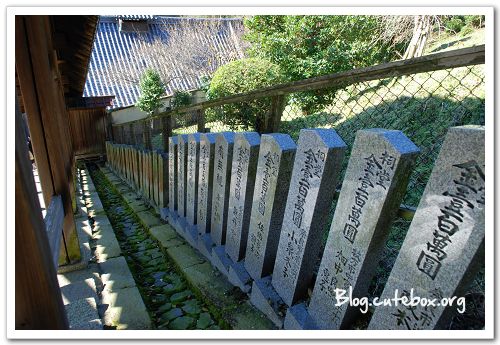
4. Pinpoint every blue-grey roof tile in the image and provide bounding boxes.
[83,16,243,109]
